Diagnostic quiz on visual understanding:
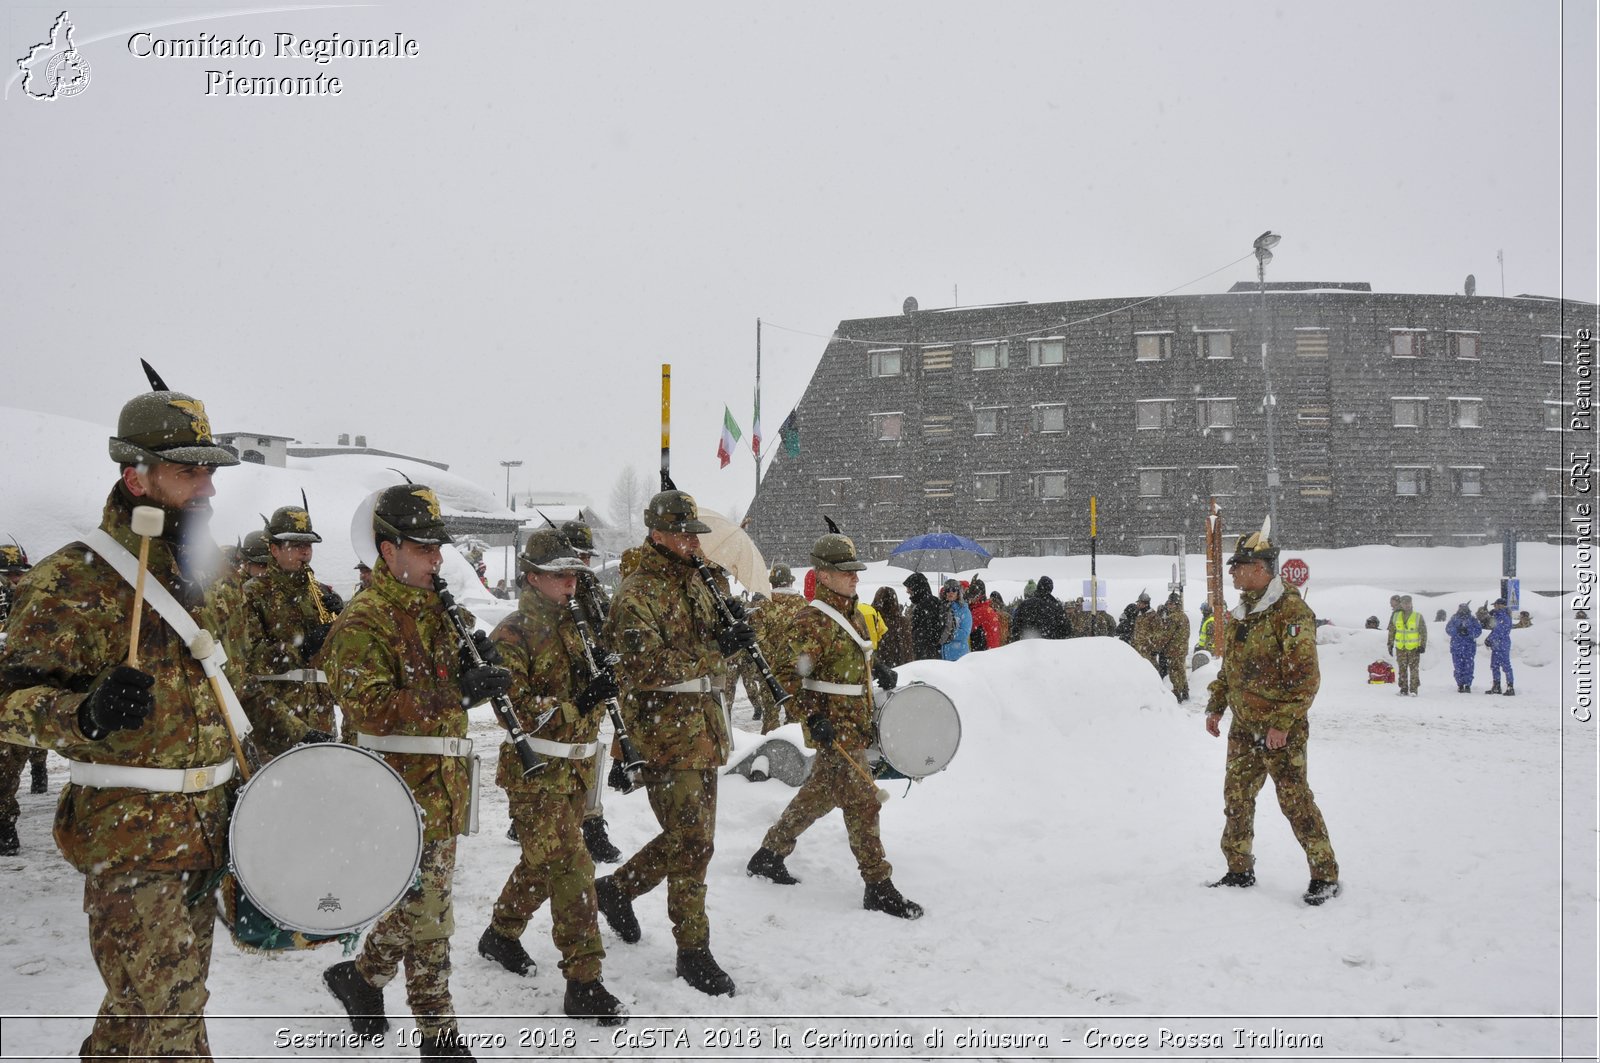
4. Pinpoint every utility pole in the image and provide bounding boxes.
[1254,231,1283,540]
